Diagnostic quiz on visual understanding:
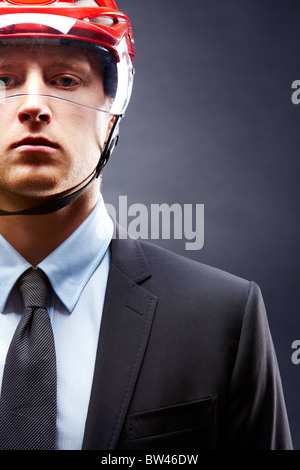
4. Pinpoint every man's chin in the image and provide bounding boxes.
[11,179,60,197]
[0,173,66,205]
